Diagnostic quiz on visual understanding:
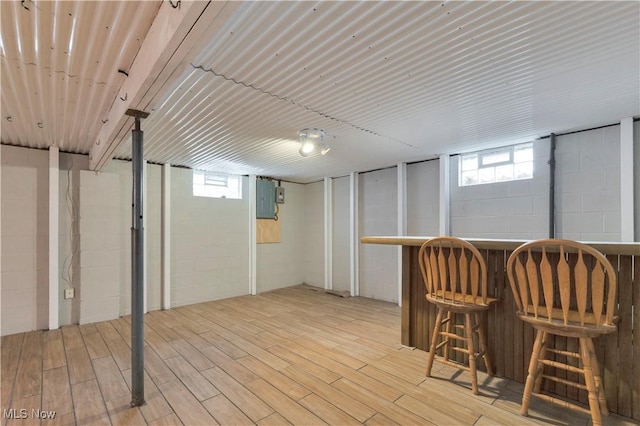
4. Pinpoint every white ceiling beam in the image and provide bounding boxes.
[89,1,230,171]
